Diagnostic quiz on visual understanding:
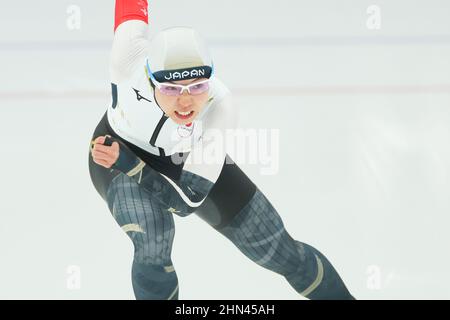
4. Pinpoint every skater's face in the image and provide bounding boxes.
[154,78,210,125]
